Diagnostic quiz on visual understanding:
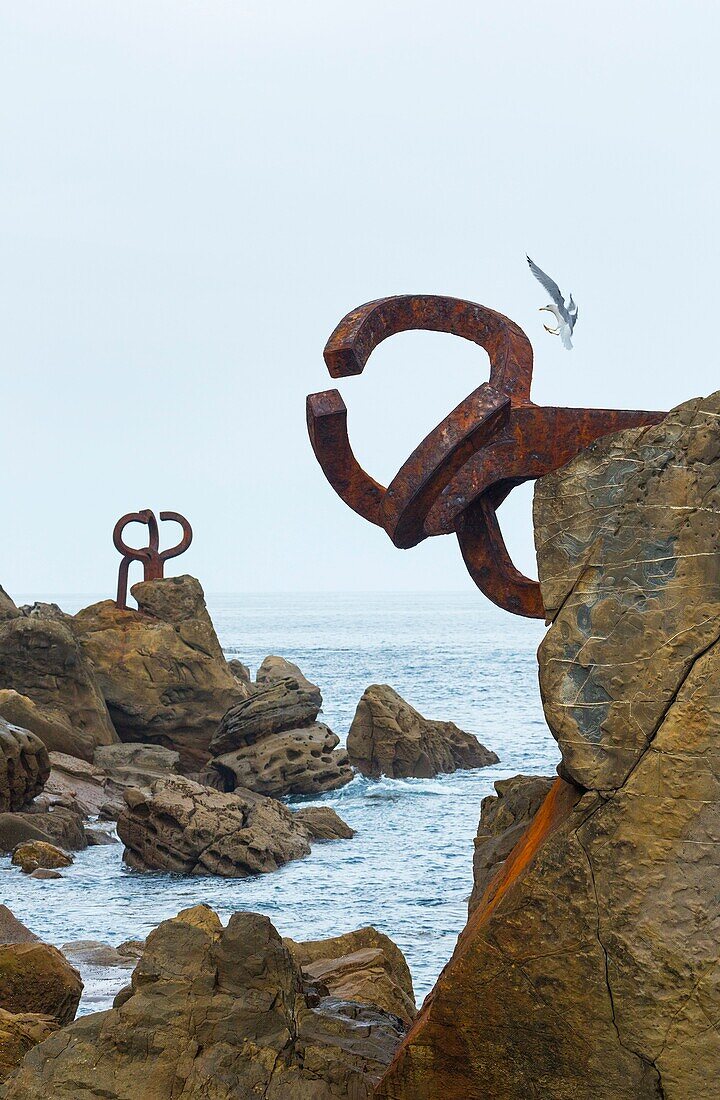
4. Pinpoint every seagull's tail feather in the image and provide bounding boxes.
[561,327,573,351]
